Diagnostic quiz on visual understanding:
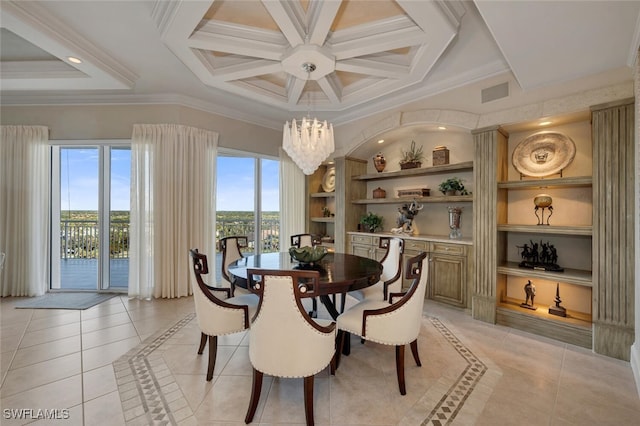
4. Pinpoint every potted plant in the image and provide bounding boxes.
[359,212,384,233]
[438,177,469,195]
[399,140,424,170]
